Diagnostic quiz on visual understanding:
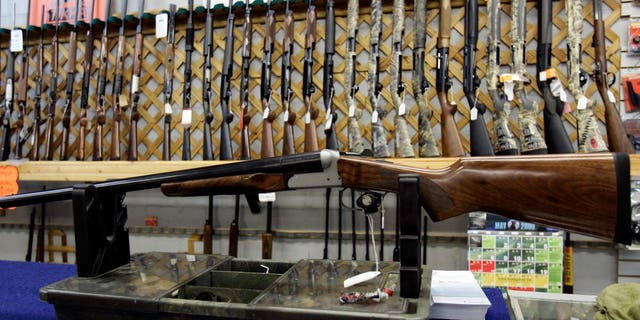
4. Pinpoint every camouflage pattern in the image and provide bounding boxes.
[369,0,390,157]
[511,0,547,153]
[391,0,414,158]
[346,0,363,154]
[494,107,519,153]
[414,0,440,157]
[566,0,608,152]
